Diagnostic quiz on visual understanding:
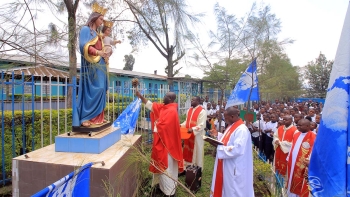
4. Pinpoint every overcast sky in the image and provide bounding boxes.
[110,0,349,78]
[1,0,349,78]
